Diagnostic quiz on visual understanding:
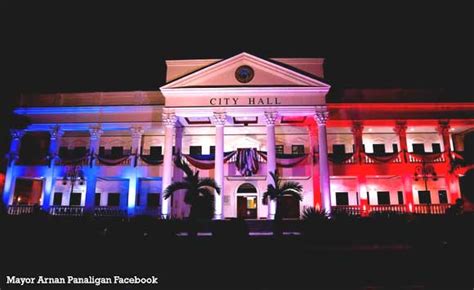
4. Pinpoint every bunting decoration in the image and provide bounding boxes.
[57,155,88,166]
[236,148,259,176]
[327,152,355,164]
[362,152,401,163]
[183,151,236,170]
[407,151,445,163]
[140,155,164,166]
[257,151,308,168]
[95,154,130,166]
